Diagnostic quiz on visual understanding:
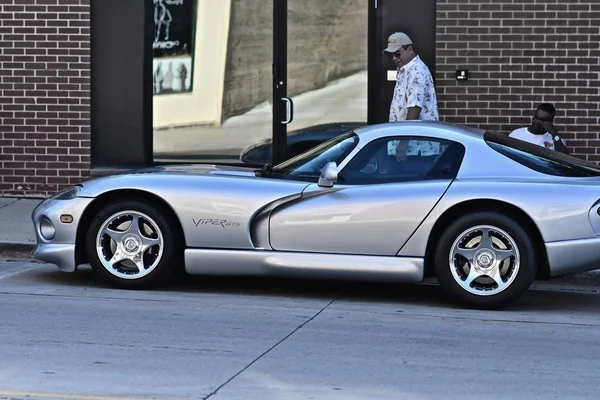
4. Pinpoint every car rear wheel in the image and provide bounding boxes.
[434,211,537,309]
[85,198,182,289]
